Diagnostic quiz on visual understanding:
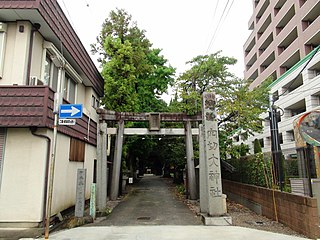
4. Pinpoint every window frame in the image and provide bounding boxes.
[69,137,85,162]
[0,128,7,192]
[43,54,59,91]
[91,94,100,109]
[42,41,82,97]
[64,73,77,103]
[0,23,7,79]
